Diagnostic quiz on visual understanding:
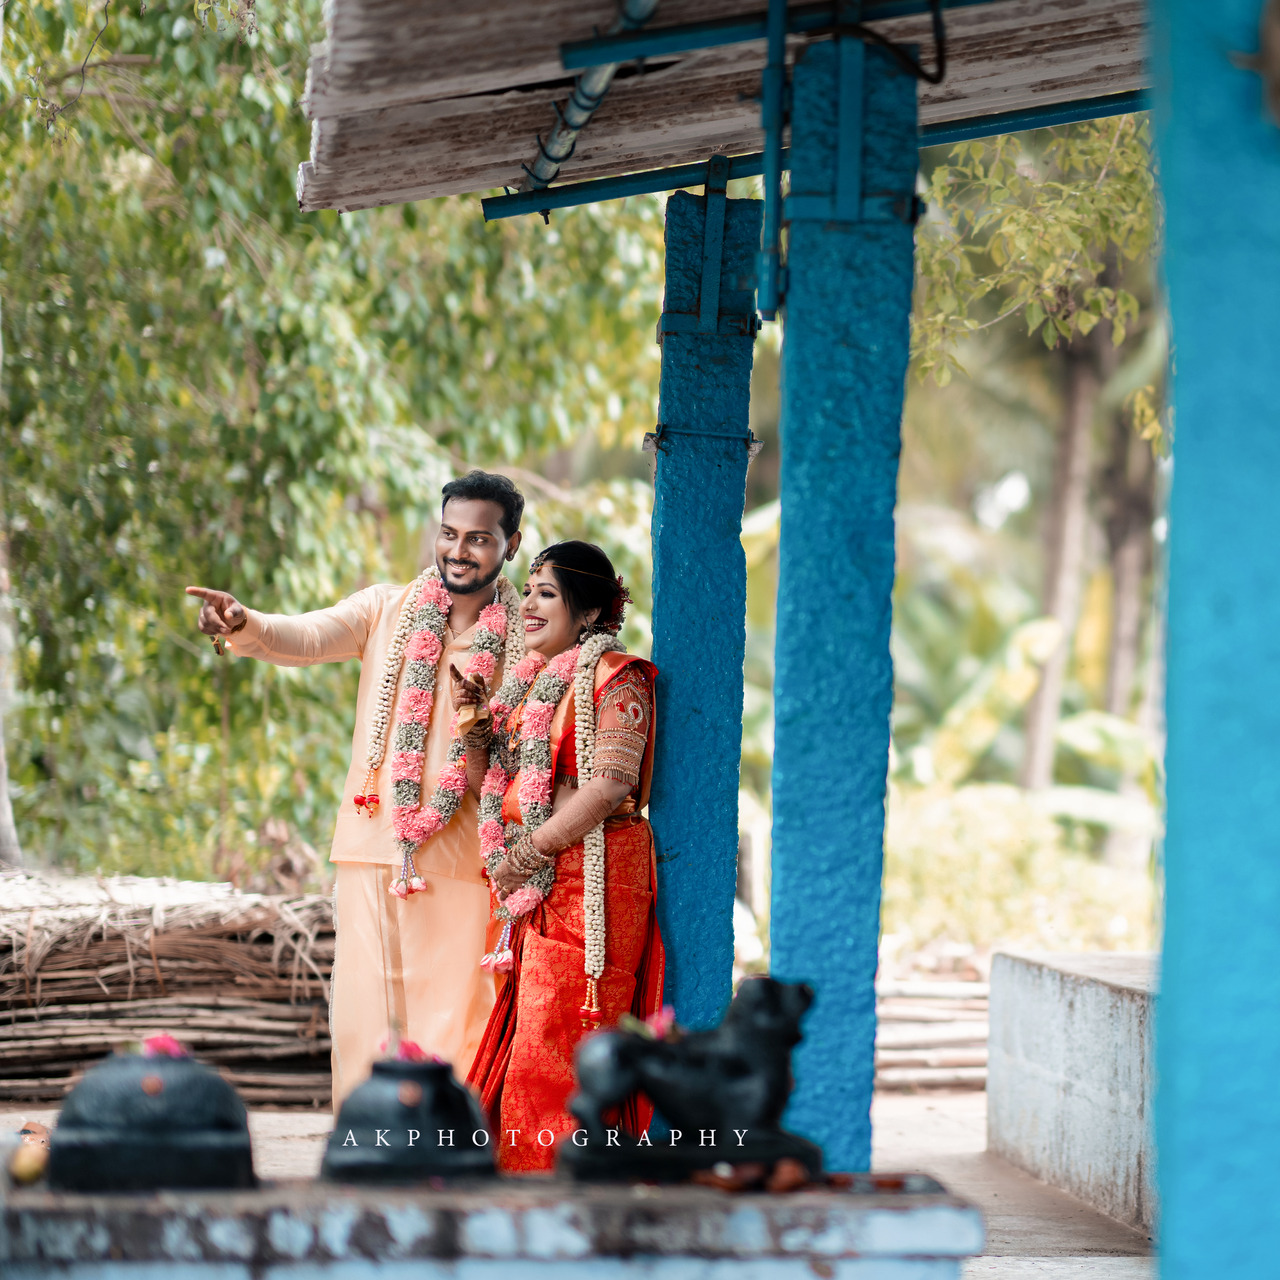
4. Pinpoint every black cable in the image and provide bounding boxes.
[834,0,947,86]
